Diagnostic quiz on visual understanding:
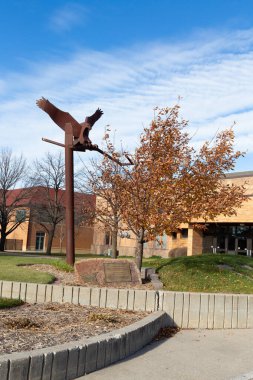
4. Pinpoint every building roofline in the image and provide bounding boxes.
[225,170,253,179]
